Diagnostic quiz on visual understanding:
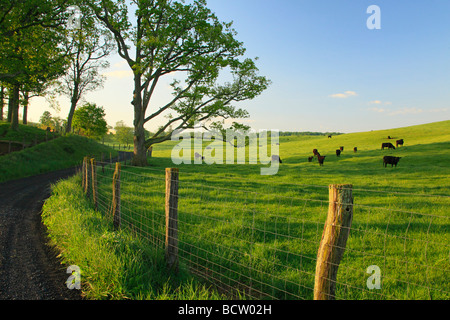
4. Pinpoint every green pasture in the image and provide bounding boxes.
[44,120,450,300]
